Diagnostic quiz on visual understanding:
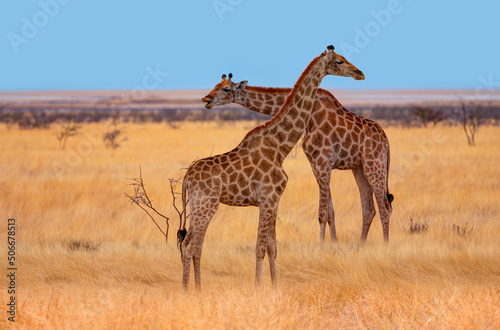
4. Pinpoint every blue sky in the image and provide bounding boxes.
[1,0,499,91]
